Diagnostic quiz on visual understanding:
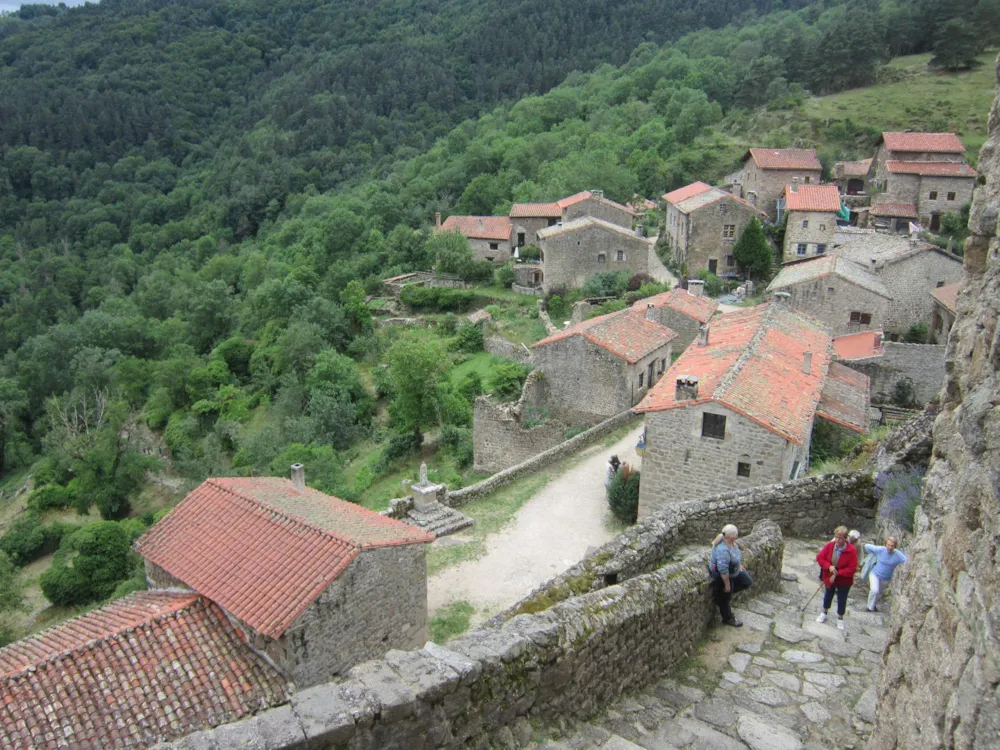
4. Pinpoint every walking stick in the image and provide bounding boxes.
[801,579,825,613]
